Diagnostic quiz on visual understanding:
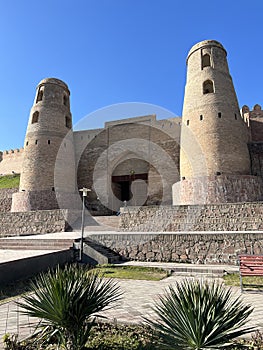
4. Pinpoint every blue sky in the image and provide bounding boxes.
[0,0,262,151]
